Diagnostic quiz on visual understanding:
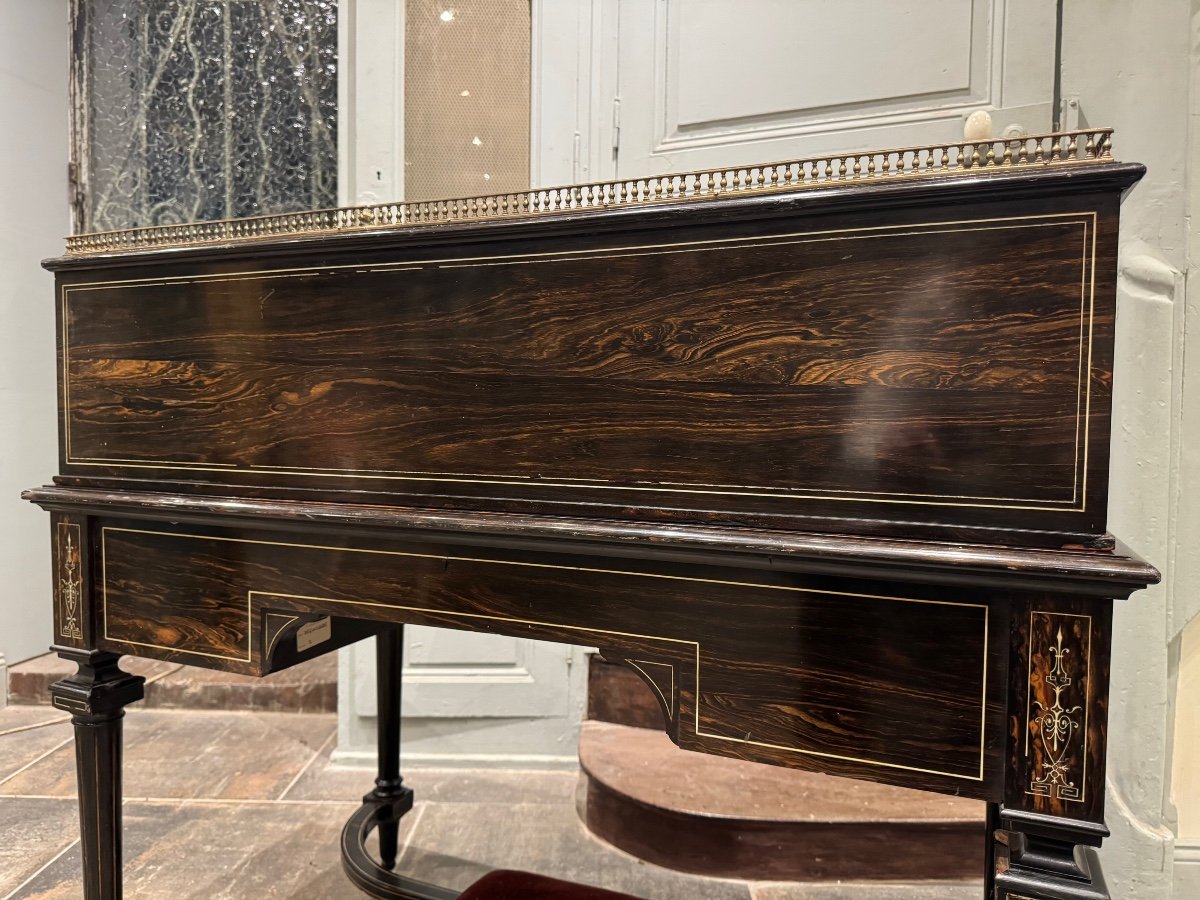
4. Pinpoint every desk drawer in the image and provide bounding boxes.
[95,519,1007,797]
